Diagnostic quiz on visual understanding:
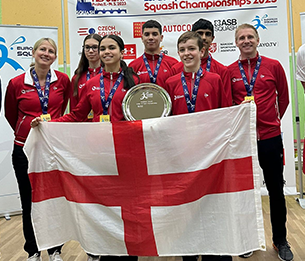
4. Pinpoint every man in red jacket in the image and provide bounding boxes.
[129,19,178,88]
[228,23,293,261]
